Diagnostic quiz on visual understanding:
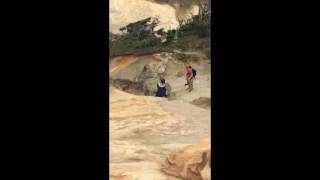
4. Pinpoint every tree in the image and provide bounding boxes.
[198,0,211,25]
